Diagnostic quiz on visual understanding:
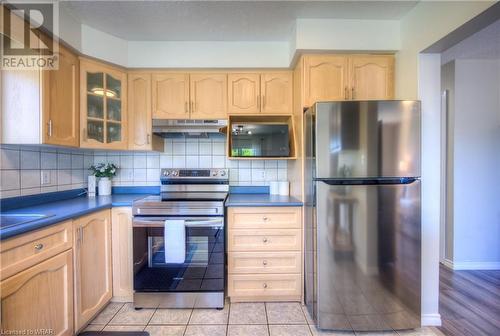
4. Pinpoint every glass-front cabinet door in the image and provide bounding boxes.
[80,58,127,149]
